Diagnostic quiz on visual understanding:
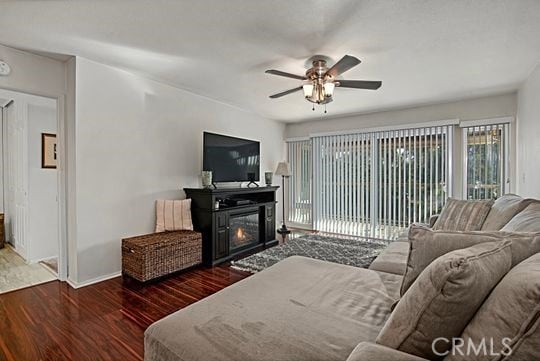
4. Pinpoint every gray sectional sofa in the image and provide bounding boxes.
[145,194,540,361]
